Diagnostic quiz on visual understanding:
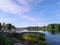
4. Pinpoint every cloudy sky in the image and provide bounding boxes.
[0,0,60,27]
